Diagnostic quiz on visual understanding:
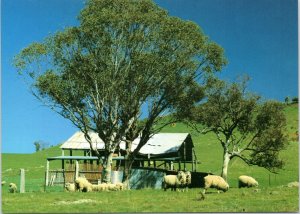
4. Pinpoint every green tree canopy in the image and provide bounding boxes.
[14,0,226,182]
[185,77,288,180]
